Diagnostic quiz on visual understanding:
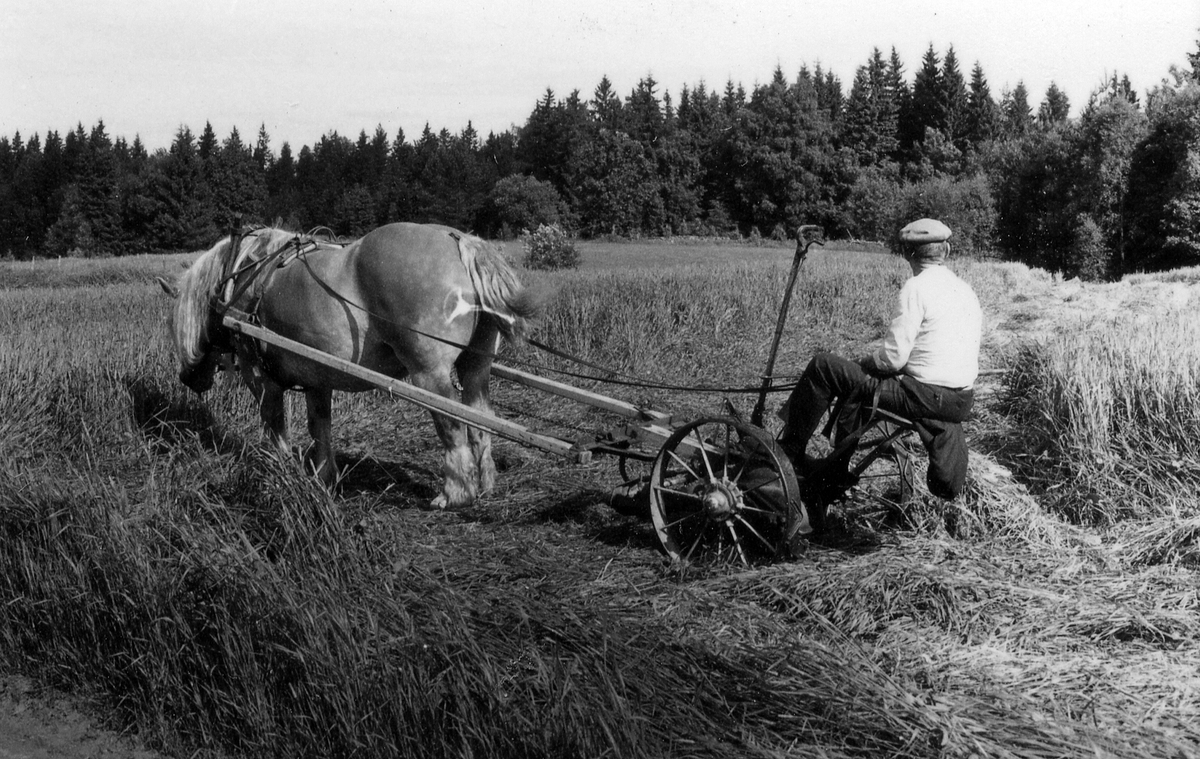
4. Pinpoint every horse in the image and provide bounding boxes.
[160,222,543,508]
